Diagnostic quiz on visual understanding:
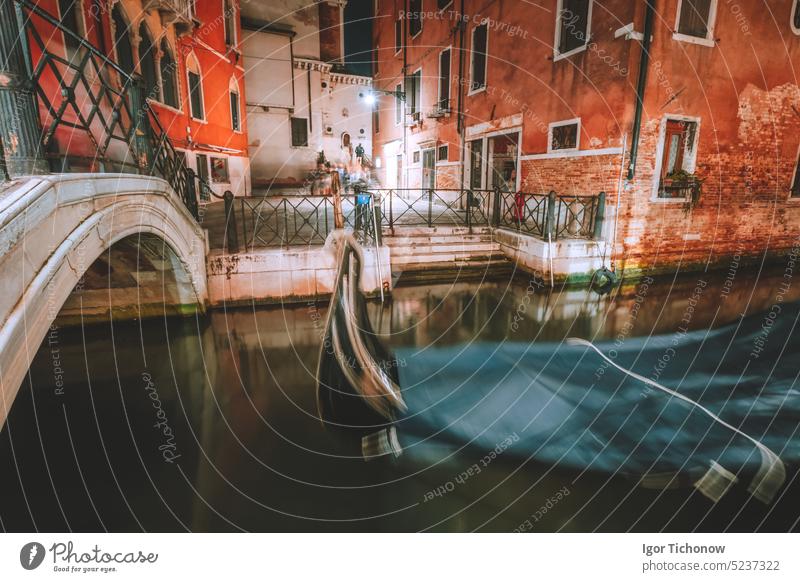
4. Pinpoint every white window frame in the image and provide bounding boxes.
[437,45,452,111]
[409,0,423,39]
[468,23,489,96]
[186,52,206,122]
[229,77,241,133]
[673,0,718,47]
[553,0,594,61]
[223,0,238,47]
[394,17,402,55]
[547,118,581,154]
[792,0,800,35]
[650,115,702,202]
[394,83,403,126]
[790,143,800,200]
[407,67,423,122]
